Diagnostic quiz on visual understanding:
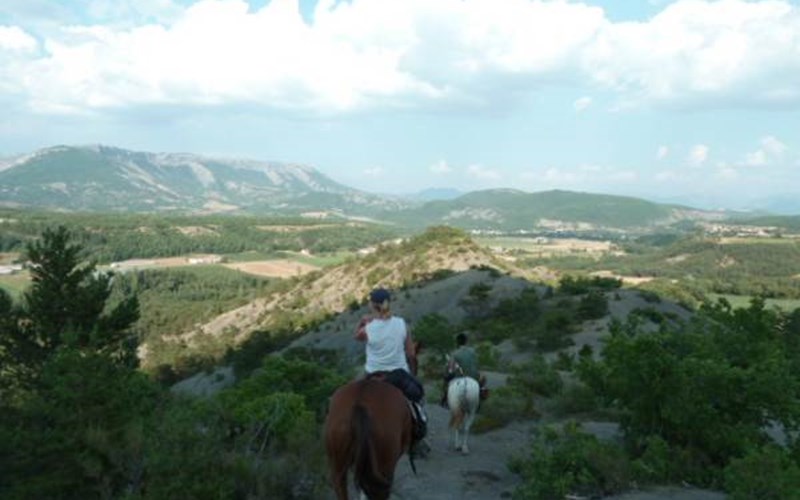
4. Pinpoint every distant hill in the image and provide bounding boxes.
[1,145,729,231]
[0,145,403,215]
[382,188,707,231]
